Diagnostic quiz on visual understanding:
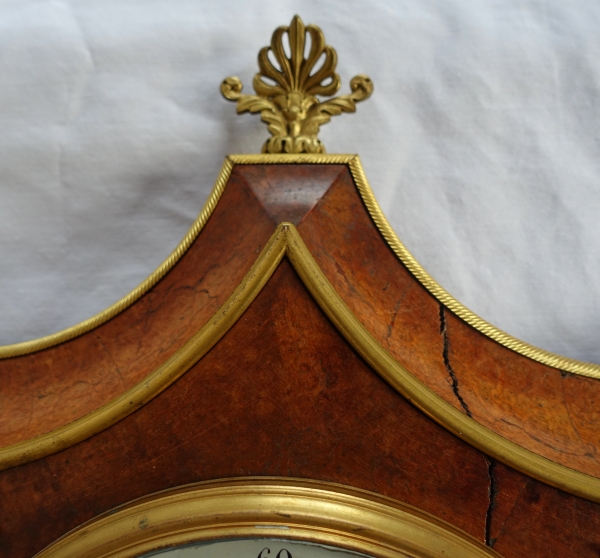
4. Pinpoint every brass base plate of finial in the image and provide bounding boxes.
[221,15,373,154]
